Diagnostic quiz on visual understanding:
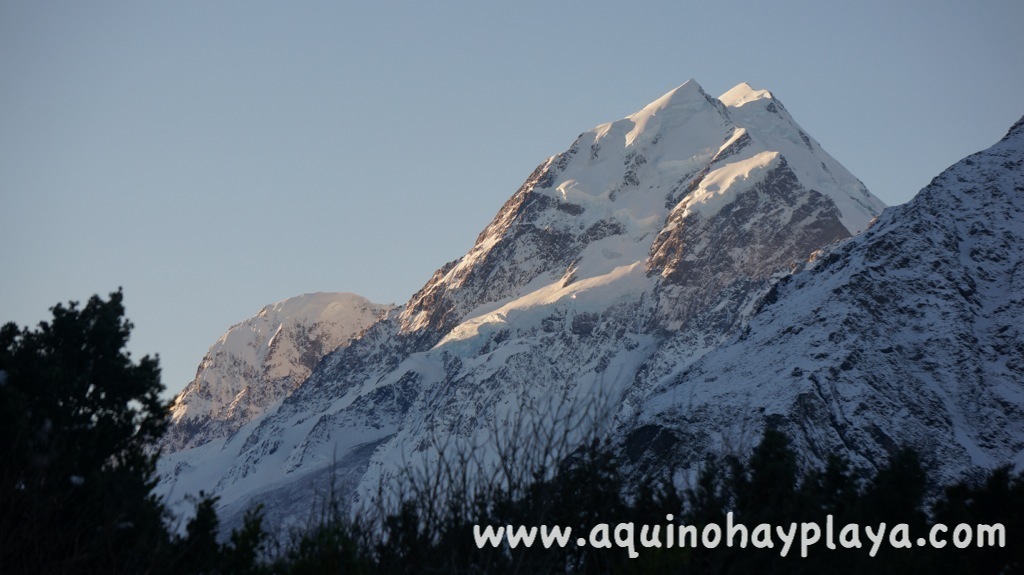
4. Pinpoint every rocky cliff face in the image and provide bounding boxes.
[158,80,906,530]
[633,115,1024,485]
[163,293,392,452]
